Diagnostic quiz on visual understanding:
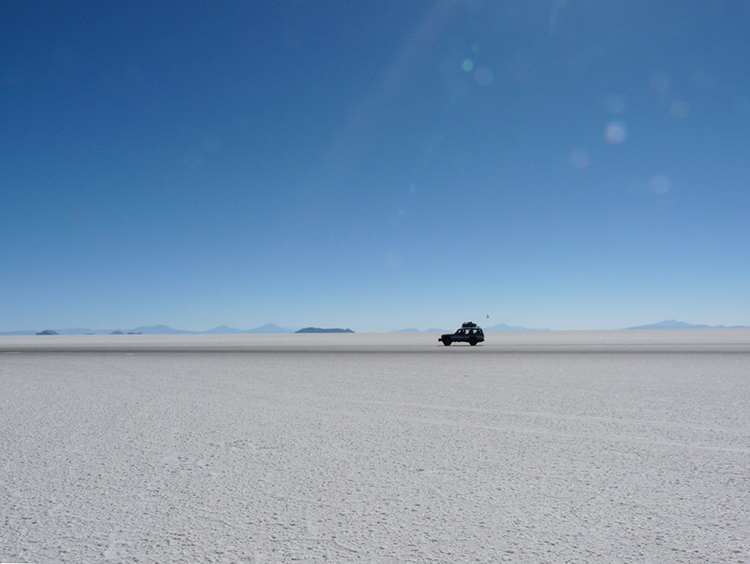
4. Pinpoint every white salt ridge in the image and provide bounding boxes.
[1,330,749,563]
